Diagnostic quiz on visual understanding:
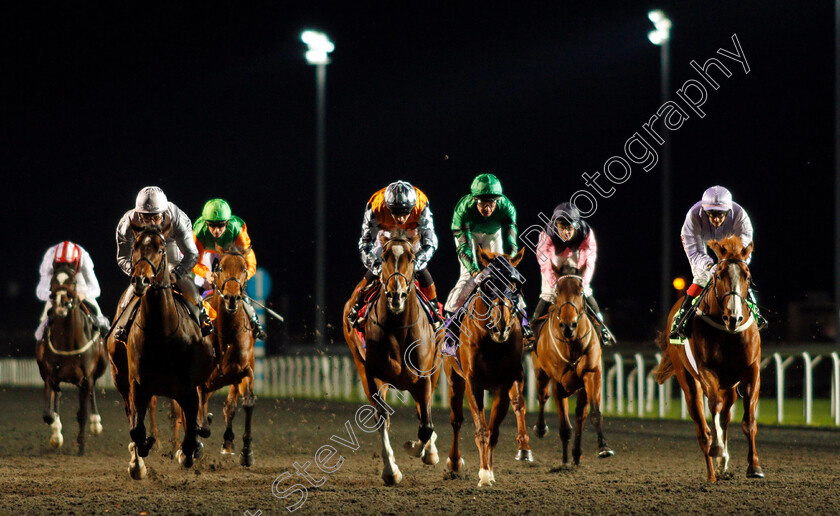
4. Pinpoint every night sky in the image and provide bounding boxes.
[2,2,835,351]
